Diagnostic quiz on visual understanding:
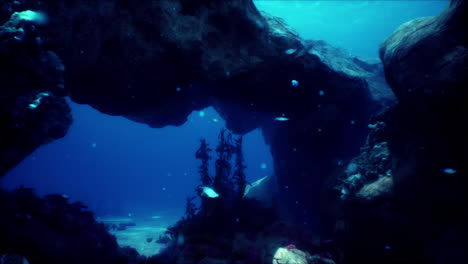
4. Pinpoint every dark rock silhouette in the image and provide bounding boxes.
[0,10,72,176]
[0,0,465,263]
[326,0,467,263]
[0,187,140,264]
[0,1,392,231]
